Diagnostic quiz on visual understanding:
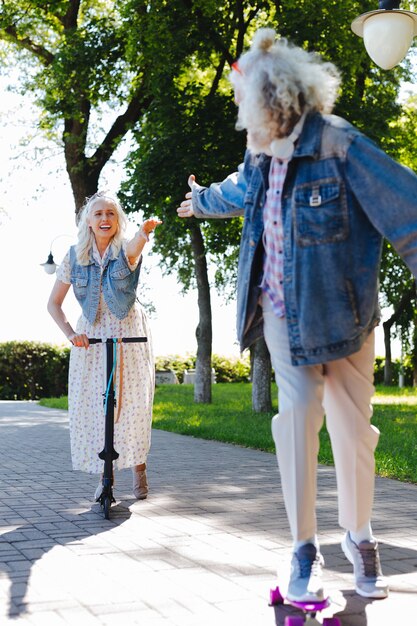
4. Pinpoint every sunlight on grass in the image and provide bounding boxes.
[373,386,417,405]
[39,383,417,483]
